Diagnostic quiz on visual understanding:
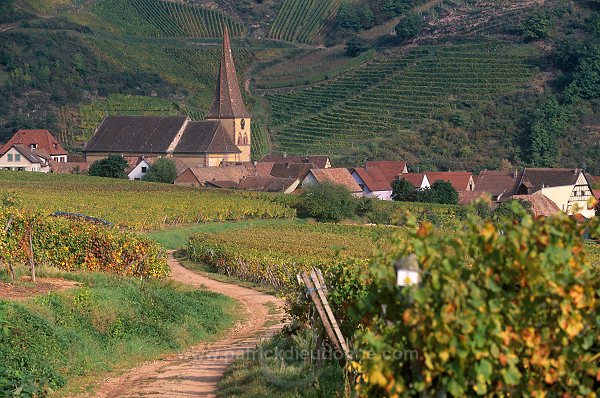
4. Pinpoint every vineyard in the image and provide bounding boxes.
[266,41,535,156]
[187,222,393,289]
[268,0,341,44]
[0,172,295,231]
[79,0,244,38]
[0,208,168,278]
